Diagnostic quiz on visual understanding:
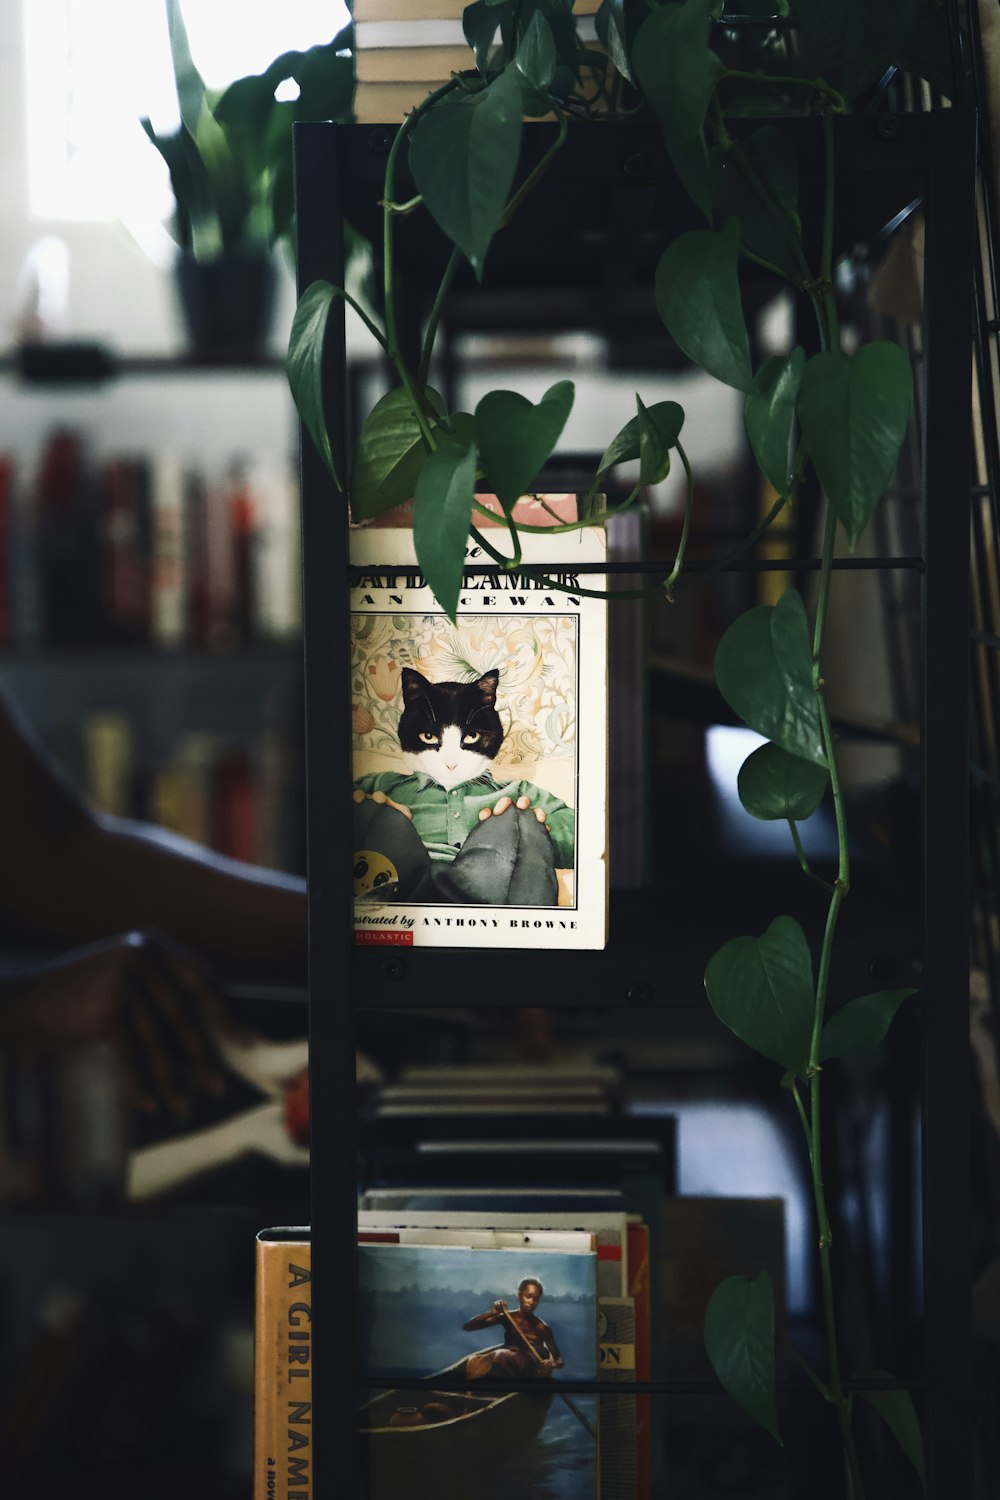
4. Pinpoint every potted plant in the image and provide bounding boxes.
[142,0,354,356]
[287,0,958,1491]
